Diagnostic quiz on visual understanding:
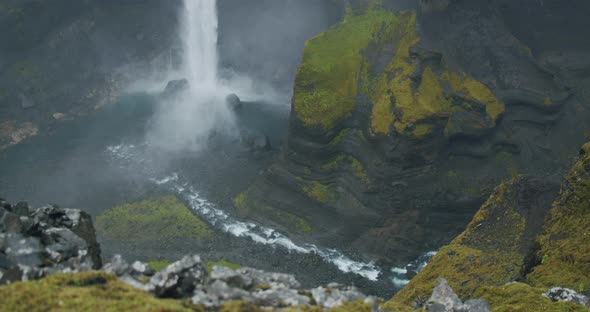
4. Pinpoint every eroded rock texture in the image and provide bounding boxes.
[237,0,590,267]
